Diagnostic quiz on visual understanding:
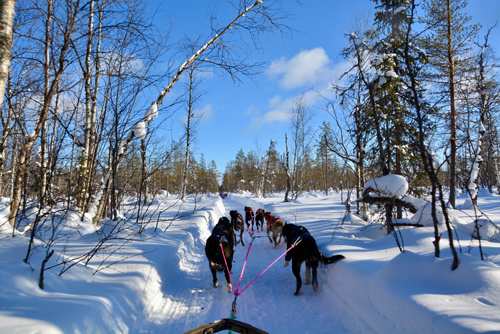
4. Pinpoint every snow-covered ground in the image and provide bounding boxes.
[1,190,500,333]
